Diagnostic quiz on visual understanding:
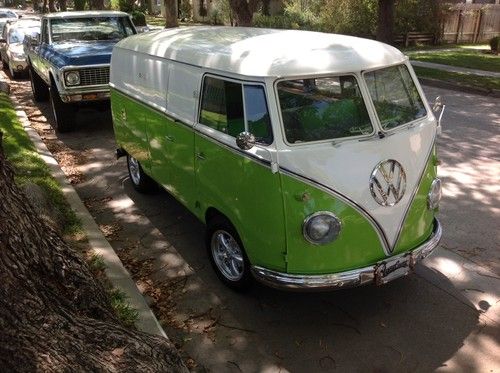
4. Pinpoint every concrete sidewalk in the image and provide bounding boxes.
[411,60,500,78]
